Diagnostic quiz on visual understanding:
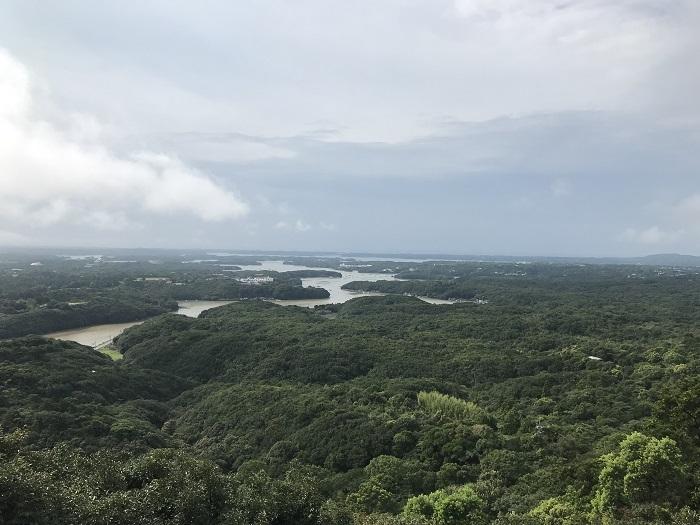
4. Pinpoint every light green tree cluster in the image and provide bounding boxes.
[528,493,588,525]
[591,432,686,522]
[417,391,485,423]
[402,485,487,525]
